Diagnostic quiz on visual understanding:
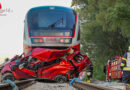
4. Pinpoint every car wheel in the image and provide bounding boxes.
[1,73,15,81]
[54,75,67,83]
